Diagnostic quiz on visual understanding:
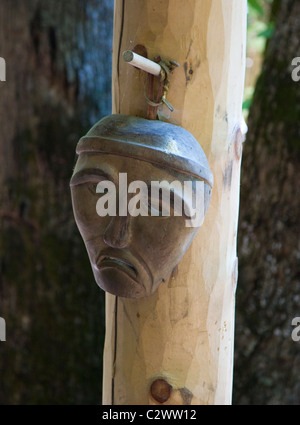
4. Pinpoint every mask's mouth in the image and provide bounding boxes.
[96,256,138,281]
[90,246,153,298]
